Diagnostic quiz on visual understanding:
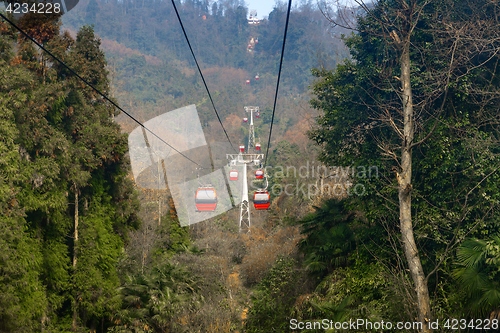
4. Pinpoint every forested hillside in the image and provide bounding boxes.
[2,0,500,332]
[0,1,346,331]
[0,18,139,331]
[62,0,349,131]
